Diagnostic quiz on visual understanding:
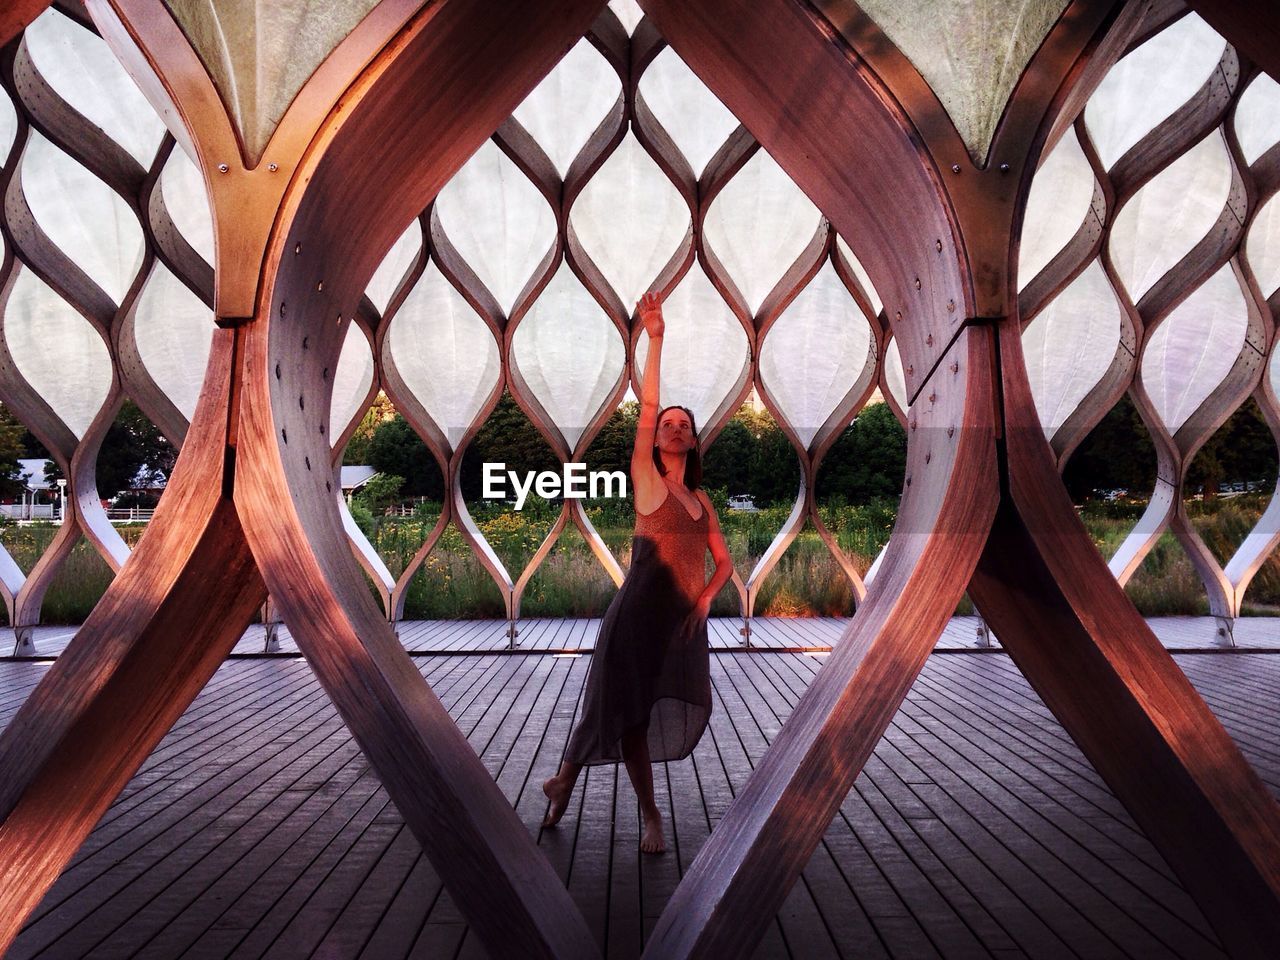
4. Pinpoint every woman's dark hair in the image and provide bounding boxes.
[652,404,702,490]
